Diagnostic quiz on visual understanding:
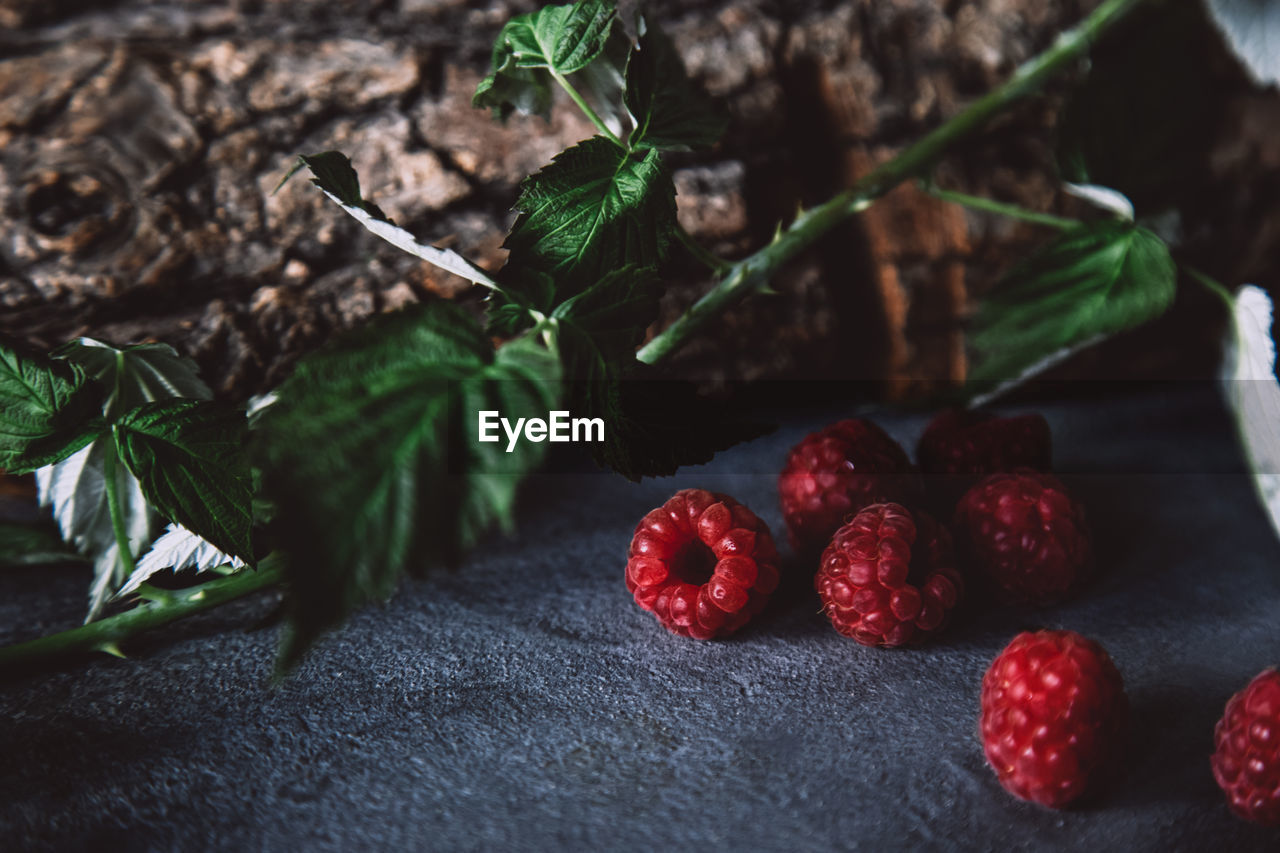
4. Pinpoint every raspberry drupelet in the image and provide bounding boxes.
[815,502,963,647]
[778,419,920,557]
[625,489,780,639]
